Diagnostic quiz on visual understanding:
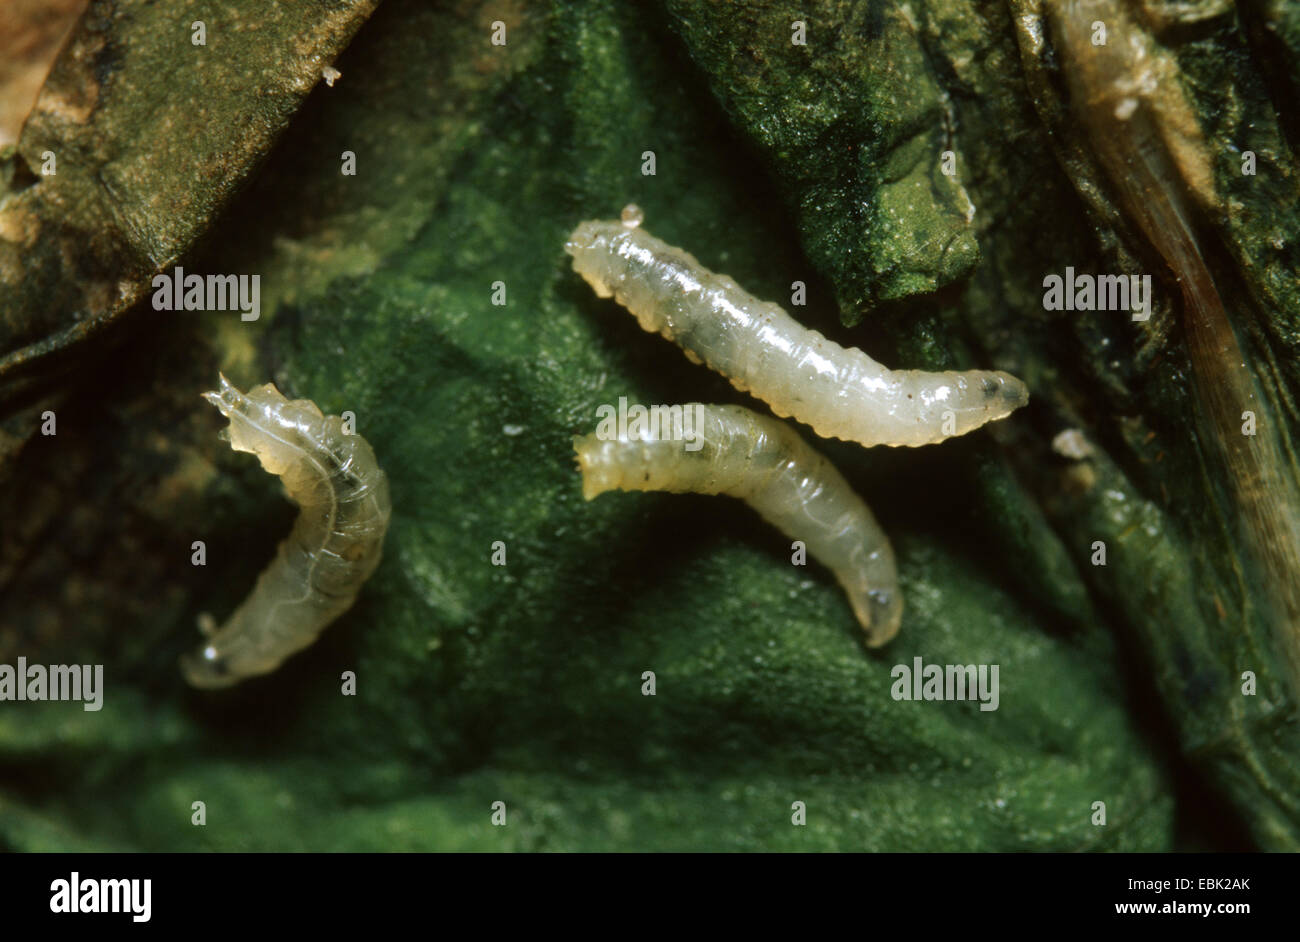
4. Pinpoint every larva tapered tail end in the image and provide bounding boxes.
[203,376,265,458]
[573,433,629,501]
[202,389,238,446]
[563,221,599,259]
[180,646,241,690]
[572,435,591,491]
[564,221,618,299]
[851,587,904,648]
[202,373,245,418]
